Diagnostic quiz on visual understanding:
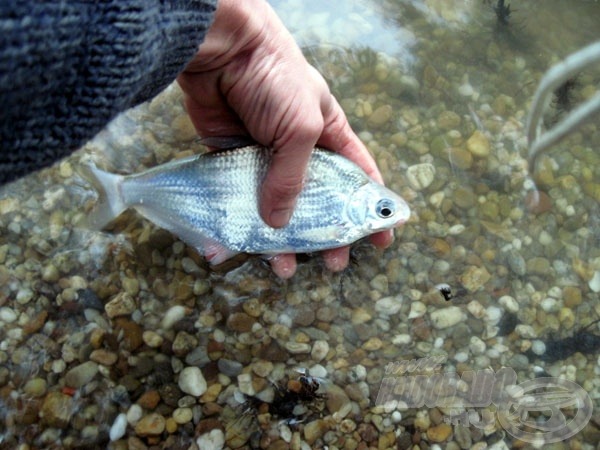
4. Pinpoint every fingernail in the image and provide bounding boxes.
[269,208,293,228]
